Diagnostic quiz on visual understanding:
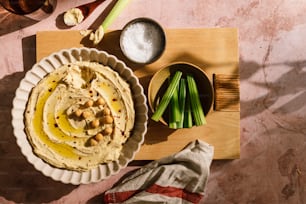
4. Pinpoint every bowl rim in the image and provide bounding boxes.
[119,17,166,64]
[148,61,214,126]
